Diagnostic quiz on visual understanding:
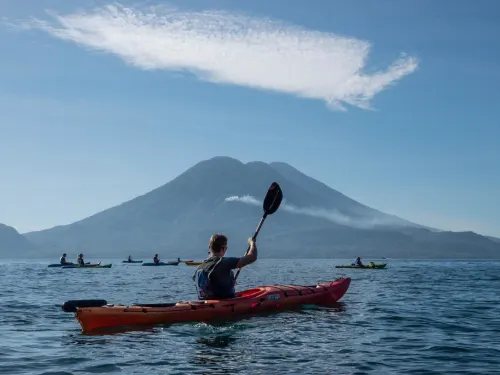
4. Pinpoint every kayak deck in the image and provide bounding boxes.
[48,262,90,267]
[184,261,203,266]
[335,263,387,269]
[66,277,351,332]
[62,264,112,269]
[142,262,179,266]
